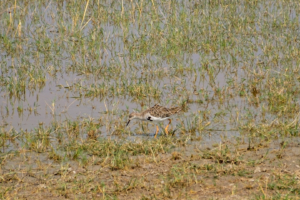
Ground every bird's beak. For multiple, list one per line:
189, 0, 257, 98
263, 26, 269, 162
126, 120, 131, 126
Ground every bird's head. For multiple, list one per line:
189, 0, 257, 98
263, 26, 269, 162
126, 112, 138, 126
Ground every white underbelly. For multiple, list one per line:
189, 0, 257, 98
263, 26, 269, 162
150, 116, 170, 122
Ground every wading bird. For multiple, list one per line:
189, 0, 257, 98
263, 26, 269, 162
126, 104, 181, 138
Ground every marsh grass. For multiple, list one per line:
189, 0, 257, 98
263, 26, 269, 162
1, 0, 300, 199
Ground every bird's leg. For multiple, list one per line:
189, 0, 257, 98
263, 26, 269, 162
154, 125, 159, 138
165, 119, 171, 135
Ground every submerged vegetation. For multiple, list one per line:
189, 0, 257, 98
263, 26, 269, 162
0, 0, 300, 199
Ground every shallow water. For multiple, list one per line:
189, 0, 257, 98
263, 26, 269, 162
0, 0, 299, 141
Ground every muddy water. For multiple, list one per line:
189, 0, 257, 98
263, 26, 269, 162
0, 54, 249, 134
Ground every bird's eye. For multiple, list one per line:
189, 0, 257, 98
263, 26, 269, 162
147, 116, 151, 120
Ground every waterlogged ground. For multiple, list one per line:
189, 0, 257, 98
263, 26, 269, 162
1, 0, 300, 199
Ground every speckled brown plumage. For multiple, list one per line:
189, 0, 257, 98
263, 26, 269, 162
142, 104, 181, 118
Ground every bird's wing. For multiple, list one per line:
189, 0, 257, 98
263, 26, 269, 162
146, 104, 180, 118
